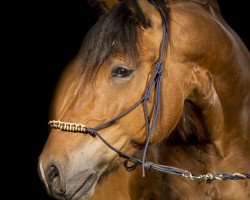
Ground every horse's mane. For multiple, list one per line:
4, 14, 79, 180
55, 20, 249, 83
78, 0, 170, 80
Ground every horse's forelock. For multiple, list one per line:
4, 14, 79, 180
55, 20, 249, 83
77, 0, 170, 81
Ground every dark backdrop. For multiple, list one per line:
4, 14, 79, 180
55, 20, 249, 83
19, 0, 249, 199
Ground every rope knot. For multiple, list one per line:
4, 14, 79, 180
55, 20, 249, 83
86, 128, 97, 137
144, 88, 151, 100
155, 61, 163, 74
144, 161, 154, 169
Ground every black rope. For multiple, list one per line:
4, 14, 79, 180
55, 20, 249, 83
83, 128, 250, 182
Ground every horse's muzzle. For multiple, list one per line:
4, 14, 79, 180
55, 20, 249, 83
38, 159, 97, 200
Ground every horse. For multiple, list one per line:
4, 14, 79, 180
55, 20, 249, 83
38, 0, 250, 199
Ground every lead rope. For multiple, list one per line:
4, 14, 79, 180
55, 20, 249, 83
47, 0, 250, 182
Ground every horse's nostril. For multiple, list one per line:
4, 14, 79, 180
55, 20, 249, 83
48, 166, 59, 181
38, 160, 67, 197
44, 164, 65, 197
45, 165, 61, 189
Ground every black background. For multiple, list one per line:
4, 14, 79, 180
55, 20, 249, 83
13, 0, 249, 199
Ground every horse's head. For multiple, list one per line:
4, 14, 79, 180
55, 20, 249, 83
38, 0, 188, 199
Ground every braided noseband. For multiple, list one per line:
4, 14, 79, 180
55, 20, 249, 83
48, 0, 250, 182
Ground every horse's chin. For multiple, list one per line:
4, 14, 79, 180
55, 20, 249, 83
69, 173, 98, 200
69, 163, 118, 200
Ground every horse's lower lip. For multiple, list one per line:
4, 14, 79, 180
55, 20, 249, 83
70, 173, 96, 200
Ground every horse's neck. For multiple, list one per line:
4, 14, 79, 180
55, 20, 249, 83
152, 0, 250, 169
158, 70, 250, 169
170, 0, 250, 153
175, 66, 250, 157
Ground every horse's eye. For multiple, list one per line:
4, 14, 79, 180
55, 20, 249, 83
111, 67, 133, 78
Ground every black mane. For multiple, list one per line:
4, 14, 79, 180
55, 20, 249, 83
78, 0, 170, 79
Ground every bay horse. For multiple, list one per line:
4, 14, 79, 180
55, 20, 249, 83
38, 0, 250, 199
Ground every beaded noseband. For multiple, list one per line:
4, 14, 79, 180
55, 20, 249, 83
48, 0, 250, 182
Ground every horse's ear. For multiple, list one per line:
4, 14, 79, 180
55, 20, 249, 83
130, 0, 163, 29
87, 0, 120, 15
